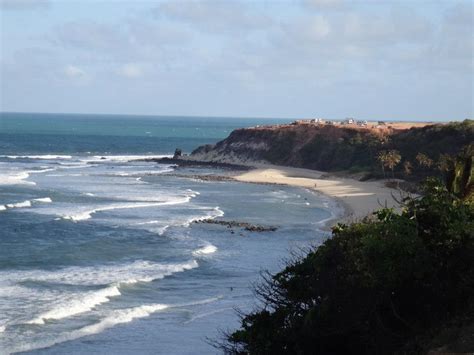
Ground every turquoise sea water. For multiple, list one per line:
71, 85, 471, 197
0, 113, 334, 354
0, 112, 286, 155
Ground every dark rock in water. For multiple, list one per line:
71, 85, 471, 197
194, 219, 277, 232
173, 148, 182, 159
183, 174, 235, 182
100, 157, 106, 160
145, 157, 251, 171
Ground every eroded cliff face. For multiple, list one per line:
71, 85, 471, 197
190, 124, 388, 170
190, 120, 474, 174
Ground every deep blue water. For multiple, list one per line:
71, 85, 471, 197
0, 113, 334, 354
0, 112, 288, 155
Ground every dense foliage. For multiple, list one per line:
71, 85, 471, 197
298, 120, 474, 178
224, 180, 474, 354
442, 144, 474, 202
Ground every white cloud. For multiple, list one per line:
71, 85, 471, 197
117, 63, 143, 78
1, 0, 472, 119
63, 65, 85, 78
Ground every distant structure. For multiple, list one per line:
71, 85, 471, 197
292, 118, 326, 125
292, 119, 308, 125
356, 120, 368, 127
343, 118, 355, 125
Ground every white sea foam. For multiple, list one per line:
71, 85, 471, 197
156, 225, 170, 235
10, 304, 169, 354
134, 221, 170, 235
0, 197, 52, 212
62, 197, 192, 222
135, 220, 160, 225
56, 163, 90, 170
28, 168, 56, 174
33, 197, 52, 203
1, 155, 72, 160
184, 206, 224, 226
5, 200, 31, 209
6, 293, 221, 354
79, 155, 172, 163
184, 307, 233, 324
2, 260, 198, 333
192, 244, 218, 256
27, 285, 121, 325
186, 189, 200, 197
173, 296, 222, 308
78, 303, 168, 332
0, 260, 199, 288
0, 171, 35, 186
104, 168, 175, 178
0, 166, 59, 186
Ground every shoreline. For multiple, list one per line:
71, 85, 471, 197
232, 163, 400, 226
161, 157, 401, 227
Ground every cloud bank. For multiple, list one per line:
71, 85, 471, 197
1, 0, 472, 120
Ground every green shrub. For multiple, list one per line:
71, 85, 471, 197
224, 179, 474, 354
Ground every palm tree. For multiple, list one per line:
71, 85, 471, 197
377, 151, 388, 178
385, 150, 402, 179
377, 150, 401, 179
416, 153, 433, 169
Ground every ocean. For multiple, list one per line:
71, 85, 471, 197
0, 113, 333, 354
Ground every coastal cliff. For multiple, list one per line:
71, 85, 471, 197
191, 120, 473, 178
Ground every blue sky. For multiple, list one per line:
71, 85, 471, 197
1, 0, 472, 121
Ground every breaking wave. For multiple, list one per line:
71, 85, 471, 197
193, 244, 218, 256
27, 285, 121, 325
0, 197, 52, 212
61, 197, 193, 222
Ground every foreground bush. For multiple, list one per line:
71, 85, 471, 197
224, 179, 474, 354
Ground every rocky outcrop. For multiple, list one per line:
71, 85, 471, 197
194, 219, 278, 232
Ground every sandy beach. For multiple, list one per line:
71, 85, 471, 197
232, 164, 401, 224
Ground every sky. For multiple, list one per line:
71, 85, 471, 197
0, 0, 473, 121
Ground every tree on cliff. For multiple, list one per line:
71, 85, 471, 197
377, 151, 388, 178
386, 150, 401, 178
416, 152, 434, 169
378, 150, 401, 179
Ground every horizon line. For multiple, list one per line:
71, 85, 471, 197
1, 110, 468, 123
